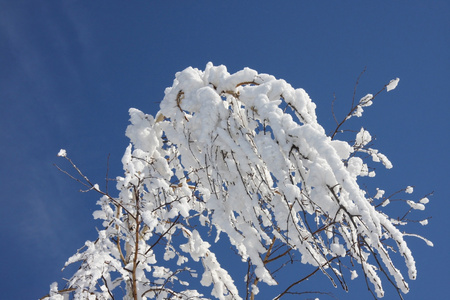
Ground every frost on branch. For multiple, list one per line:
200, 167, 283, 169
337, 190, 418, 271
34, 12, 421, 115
46, 63, 430, 300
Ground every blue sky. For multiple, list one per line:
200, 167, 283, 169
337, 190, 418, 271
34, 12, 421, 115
0, 1, 448, 299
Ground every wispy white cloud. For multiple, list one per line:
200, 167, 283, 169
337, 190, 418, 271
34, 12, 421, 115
0, 4, 51, 94
0, 2, 96, 98
0, 2, 100, 260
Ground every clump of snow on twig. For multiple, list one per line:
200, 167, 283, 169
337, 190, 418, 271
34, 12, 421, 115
57, 149, 67, 157
405, 186, 414, 194
386, 78, 400, 92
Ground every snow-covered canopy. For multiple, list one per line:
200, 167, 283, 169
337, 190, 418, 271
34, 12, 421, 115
49, 63, 429, 300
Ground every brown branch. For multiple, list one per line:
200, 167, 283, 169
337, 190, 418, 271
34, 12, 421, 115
329, 70, 393, 140
245, 260, 252, 300
102, 275, 115, 300
115, 206, 126, 264
352, 67, 367, 108
251, 236, 277, 300
144, 215, 180, 256
265, 248, 292, 264
175, 90, 189, 121
131, 186, 140, 300
39, 288, 76, 300
236, 81, 259, 87
53, 163, 90, 189
331, 92, 339, 126
273, 256, 339, 300
105, 153, 110, 194
55, 155, 137, 219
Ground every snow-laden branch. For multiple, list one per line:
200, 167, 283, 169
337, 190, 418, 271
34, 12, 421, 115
45, 63, 430, 300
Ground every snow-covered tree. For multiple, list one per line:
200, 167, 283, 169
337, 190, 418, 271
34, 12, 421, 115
43, 63, 431, 300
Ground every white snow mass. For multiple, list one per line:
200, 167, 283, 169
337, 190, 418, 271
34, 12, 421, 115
386, 78, 400, 92
57, 149, 67, 157
50, 64, 430, 300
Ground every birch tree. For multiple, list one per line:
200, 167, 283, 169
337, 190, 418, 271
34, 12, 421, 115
43, 63, 431, 300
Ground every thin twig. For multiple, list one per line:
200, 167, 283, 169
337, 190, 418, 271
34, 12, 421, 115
352, 67, 367, 108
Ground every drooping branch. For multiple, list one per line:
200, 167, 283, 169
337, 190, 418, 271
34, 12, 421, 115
46, 63, 430, 300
